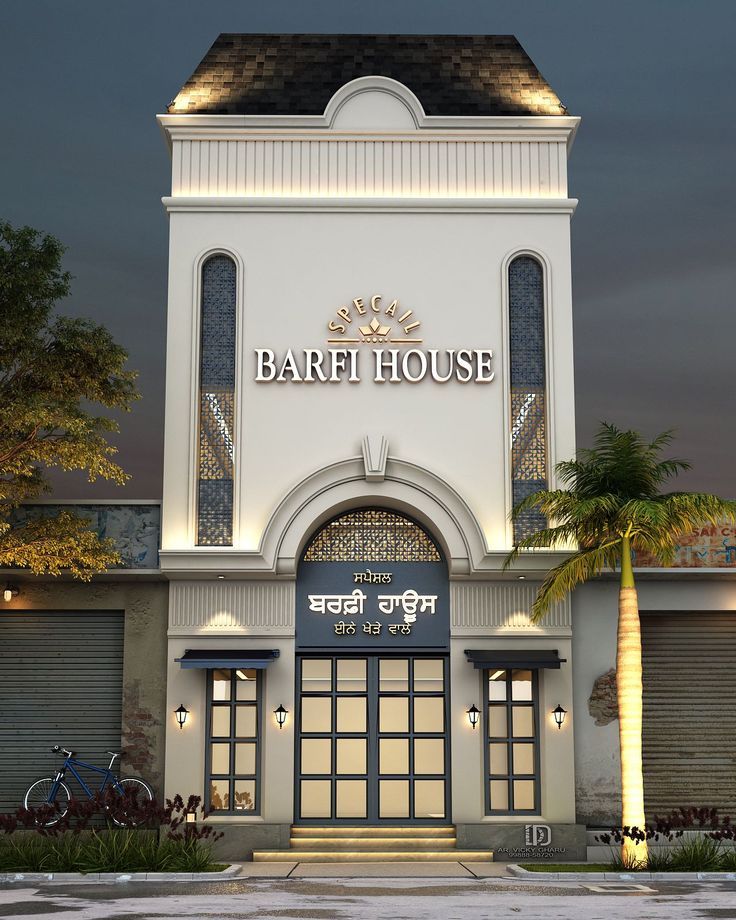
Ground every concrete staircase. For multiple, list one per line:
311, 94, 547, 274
253, 825, 493, 862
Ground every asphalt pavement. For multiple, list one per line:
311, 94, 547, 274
1, 876, 736, 919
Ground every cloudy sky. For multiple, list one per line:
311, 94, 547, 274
2, 1, 735, 498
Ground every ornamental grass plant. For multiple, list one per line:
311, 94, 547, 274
599, 806, 736, 873
0, 792, 224, 874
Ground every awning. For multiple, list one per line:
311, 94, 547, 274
175, 649, 280, 670
464, 649, 566, 670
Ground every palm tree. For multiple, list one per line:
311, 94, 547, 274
505, 422, 736, 864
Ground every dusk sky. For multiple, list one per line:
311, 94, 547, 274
3, 1, 735, 499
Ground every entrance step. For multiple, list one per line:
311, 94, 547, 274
290, 825, 455, 839
252, 825, 493, 863
290, 836, 457, 849
253, 849, 493, 862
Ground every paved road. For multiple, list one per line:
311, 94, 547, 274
2, 877, 736, 920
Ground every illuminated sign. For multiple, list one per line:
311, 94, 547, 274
296, 561, 449, 650
254, 294, 494, 384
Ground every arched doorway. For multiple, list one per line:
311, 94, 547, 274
294, 508, 450, 824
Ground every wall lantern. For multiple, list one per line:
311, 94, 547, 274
274, 704, 288, 729
466, 704, 480, 730
552, 704, 567, 730
3, 583, 19, 603
174, 704, 190, 730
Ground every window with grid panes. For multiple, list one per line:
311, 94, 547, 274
207, 668, 261, 813
486, 668, 540, 814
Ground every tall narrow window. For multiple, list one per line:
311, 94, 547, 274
486, 668, 539, 814
206, 668, 261, 813
509, 256, 547, 543
197, 255, 236, 545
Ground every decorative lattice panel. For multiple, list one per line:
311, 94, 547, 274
199, 391, 234, 481
509, 257, 547, 543
197, 255, 236, 546
200, 256, 236, 388
303, 509, 441, 562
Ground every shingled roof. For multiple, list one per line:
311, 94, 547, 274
168, 34, 566, 117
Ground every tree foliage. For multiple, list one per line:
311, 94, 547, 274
0, 220, 139, 578
505, 422, 736, 620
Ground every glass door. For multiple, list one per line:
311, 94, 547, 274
296, 656, 449, 823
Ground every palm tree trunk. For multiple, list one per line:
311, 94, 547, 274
617, 535, 647, 865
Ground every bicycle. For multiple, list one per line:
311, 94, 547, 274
23, 746, 154, 827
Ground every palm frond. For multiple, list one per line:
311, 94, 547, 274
530, 541, 621, 622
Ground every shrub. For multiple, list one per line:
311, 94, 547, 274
597, 806, 736, 873
0, 792, 224, 873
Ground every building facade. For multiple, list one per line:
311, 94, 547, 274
2, 33, 735, 863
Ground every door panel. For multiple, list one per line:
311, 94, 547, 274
296, 655, 449, 823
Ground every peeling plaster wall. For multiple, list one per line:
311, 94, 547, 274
5, 579, 168, 795
571, 582, 621, 826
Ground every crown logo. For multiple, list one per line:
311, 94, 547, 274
327, 295, 423, 345
359, 316, 392, 342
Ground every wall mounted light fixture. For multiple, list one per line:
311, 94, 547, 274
3, 583, 19, 603
466, 704, 480, 730
174, 704, 190, 729
274, 704, 288, 729
552, 704, 567, 730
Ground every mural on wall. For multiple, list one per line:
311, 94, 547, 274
634, 524, 736, 568
11, 505, 160, 569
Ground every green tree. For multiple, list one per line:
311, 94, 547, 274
0, 220, 139, 578
505, 422, 736, 864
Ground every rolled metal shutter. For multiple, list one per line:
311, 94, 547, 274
642, 611, 736, 817
0, 611, 124, 812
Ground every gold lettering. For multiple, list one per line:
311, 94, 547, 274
353, 298, 366, 315
384, 299, 397, 317
328, 320, 346, 335
337, 307, 351, 323
371, 294, 382, 313
404, 321, 421, 334
398, 310, 412, 323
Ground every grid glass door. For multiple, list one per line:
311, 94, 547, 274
296, 656, 449, 823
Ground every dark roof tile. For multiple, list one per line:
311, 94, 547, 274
168, 33, 565, 117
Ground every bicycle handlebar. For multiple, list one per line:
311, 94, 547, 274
51, 745, 74, 757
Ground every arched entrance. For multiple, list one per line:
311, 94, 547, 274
295, 508, 450, 824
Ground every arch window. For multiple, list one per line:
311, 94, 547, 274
197, 254, 236, 546
303, 509, 441, 563
508, 256, 547, 543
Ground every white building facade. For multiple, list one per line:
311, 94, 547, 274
151, 34, 736, 861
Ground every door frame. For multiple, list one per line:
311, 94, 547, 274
294, 652, 452, 825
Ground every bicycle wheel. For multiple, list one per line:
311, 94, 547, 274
108, 776, 154, 827
23, 777, 71, 826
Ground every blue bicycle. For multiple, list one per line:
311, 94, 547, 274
23, 746, 153, 827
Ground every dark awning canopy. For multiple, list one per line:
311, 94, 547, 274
464, 649, 566, 670
175, 649, 280, 670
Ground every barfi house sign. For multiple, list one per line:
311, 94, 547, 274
255, 295, 495, 384
296, 557, 450, 650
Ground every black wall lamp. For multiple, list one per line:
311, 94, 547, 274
466, 704, 480, 730
552, 704, 567, 730
174, 704, 190, 729
274, 704, 288, 729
